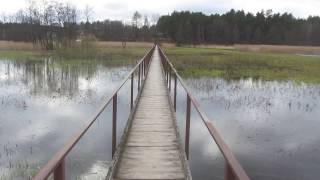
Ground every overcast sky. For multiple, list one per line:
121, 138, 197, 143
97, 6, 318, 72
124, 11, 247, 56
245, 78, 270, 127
1, 0, 320, 22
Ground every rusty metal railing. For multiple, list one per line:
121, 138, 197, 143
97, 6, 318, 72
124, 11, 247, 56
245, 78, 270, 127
33, 46, 155, 180
158, 46, 250, 180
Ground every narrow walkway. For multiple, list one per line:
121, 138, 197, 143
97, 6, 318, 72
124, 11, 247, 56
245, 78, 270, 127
113, 47, 187, 179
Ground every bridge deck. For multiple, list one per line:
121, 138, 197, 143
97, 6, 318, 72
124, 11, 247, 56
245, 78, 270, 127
112, 47, 188, 179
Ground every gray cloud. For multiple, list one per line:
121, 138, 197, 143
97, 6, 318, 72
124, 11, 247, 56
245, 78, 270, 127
0, 0, 319, 21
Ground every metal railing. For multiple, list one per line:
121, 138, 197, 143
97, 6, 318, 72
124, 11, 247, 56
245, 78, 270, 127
158, 46, 250, 180
33, 46, 155, 180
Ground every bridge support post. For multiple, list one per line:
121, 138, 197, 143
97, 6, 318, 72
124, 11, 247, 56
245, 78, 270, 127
54, 160, 65, 180
144, 58, 147, 76
174, 74, 177, 111
138, 64, 141, 91
142, 60, 145, 79
166, 62, 169, 84
164, 61, 167, 82
185, 95, 191, 159
225, 163, 236, 180
130, 74, 134, 110
169, 69, 171, 91
112, 93, 117, 157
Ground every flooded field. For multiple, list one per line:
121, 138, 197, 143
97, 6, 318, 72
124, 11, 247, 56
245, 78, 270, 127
0, 58, 133, 179
0, 58, 319, 179
178, 78, 320, 180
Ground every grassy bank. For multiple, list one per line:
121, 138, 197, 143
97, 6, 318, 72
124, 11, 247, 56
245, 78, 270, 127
1, 41, 320, 83
165, 47, 320, 83
0, 41, 152, 66
0, 50, 50, 60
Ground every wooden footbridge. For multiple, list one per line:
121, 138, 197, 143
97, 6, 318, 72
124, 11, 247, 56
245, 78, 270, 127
34, 45, 250, 180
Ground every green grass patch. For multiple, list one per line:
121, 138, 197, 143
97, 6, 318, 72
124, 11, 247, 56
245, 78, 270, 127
0, 50, 50, 61
54, 47, 148, 66
165, 47, 320, 84
0, 45, 150, 67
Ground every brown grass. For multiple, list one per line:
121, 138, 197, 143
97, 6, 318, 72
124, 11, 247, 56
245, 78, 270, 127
1, 40, 320, 56
94, 41, 178, 49
0, 41, 38, 50
176, 44, 235, 49
166, 43, 320, 55
0, 41, 156, 50
234, 44, 320, 55
94, 41, 154, 48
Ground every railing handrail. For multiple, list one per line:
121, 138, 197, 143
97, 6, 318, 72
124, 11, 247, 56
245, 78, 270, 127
158, 46, 250, 180
33, 46, 155, 180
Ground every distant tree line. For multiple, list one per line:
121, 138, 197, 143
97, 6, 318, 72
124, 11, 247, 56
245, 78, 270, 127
0, 1, 78, 50
1, 2, 320, 48
0, 1, 156, 50
156, 10, 320, 45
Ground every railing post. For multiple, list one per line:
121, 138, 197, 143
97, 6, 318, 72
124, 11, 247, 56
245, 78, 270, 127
144, 58, 147, 76
145, 58, 147, 75
169, 69, 171, 91
130, 73, 134, 110
185, 94, 191, 159
146, 57, 149, 73
142, 60, 145, 78
138, 64, 141, 91
174, 74, 177, 111
144, 59, 146, 77
166, 62, 169, 84
112, 93, 117, 157
163, 58, 166, 78
165, 63, 167, 83
225, 163, 236, 180
54, 160, 65, 180
141, 61, 143, 80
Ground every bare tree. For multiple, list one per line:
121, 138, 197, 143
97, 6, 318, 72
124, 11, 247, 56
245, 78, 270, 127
23, 0, 79, 49
61, 3, 79, 47
1, 12, 7, 23
132, 11, 141, 41
15, 10, 27, 23
141, 15, 150, 41
121, 20, 127, 48
0, 1, 157, 46
143, 15, 149, 27
151, 14, 160, 25
132, 11, 141, 27
83, 5, 94, 23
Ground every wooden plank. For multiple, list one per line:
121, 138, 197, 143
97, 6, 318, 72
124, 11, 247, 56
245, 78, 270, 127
116, 147, 184, 180
113, 47, 187, 180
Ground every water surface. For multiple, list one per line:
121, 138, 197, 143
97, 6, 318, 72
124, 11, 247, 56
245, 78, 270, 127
176, 77, 320, 180
0, 58, 133, 179
1, 58, 319, 179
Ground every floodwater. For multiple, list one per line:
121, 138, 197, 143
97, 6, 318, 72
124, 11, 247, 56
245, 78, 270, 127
0, 58, 319, 180
0, 58, 134, 179
176, 78, 320, 180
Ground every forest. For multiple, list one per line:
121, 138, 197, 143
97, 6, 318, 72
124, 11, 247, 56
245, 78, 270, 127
1, 0, 320, 49
0, 1, 155, 50
157, 10, 320, 45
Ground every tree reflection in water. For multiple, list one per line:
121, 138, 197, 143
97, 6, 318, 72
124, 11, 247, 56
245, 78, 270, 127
0, 58, 132, 179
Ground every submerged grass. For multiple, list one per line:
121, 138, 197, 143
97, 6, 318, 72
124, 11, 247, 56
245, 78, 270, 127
1, 41, 319, 83
165, 47, 320, 84
0, 50, 49, 61
0, 43, 151, 66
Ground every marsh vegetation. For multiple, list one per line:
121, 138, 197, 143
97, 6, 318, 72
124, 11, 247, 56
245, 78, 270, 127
0, 41, 319, 180
165, 46, 320, 83
0, 0, 320, 179
0, 41, 152, 65
1, 53, 319, 179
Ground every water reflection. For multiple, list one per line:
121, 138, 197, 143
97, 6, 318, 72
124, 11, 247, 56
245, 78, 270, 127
1, 58, 320, 179
178, 77, 320, 180
0, 58, 132, 179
